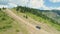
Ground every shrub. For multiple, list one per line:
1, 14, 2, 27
16, 30, 20, 32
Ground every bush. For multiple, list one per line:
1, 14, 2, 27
2, 17, 6, 20
26, 15, 28, 19
16, 30, 20, 32
0, 8, 1, 11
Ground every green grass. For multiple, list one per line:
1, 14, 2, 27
0, 11, 13, 31
11, 8, 60, 31
25, 12, 60, 31
0, 10, 29, 34
11, 21, 29, 34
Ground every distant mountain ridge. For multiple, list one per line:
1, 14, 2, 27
41, 10, 60, 24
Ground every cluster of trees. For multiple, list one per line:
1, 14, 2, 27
16, 6, 60, 25
0, 8, 1, 11
0, 8, 2, 11
0, 7, 6, 11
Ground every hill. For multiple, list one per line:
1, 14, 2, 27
0, 6, 60, 34
0, 8, 29, 34
13, 6, 60, 31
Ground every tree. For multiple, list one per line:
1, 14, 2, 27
26, 15, 28, 19
3, 7, 6, 10
0, 8, 1, 11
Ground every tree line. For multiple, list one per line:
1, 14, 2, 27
16, 6, 60, 25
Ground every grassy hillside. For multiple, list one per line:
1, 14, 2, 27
0, 10, 13, 31
42, 11, 60, 24
12, 6, 60, 31
0, 9, 29, 34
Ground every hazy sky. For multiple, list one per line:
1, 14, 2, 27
0, 0, 60, 10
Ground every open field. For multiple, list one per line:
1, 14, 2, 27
4, 9, 53, 34
0, 7, 60, 34
0, 9, 29, 34
11, 8, 60, 31
11, 8, 60, 34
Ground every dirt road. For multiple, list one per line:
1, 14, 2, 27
4, 9, 57, 34
14, 11, 60, 34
